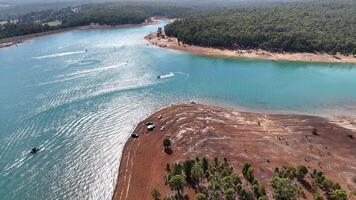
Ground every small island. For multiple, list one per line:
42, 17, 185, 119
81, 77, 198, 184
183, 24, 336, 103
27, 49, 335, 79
113, 103, 356, 200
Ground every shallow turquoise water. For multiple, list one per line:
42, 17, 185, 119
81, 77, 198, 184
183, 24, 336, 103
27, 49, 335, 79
0, 21, 356, 199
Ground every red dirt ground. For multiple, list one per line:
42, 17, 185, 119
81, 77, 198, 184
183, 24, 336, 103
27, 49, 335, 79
113, 104, 356, 200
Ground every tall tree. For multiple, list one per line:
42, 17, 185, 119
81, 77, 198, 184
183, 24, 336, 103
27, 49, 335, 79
191, 162, 204, 188
169, 175, 186, 196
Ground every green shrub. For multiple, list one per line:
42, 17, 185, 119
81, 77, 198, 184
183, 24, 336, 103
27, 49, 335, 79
253, 183, 266, 199
277, 166, 297, 180
242, 163, 255, 183
239, 188, 254, 200
242, 163, 252, 177
330, 189, 347, 200
314, 192, 324, 200
202, 157, 209, 175
225, 188, 236, 200
271, 176, 298, 200
296, 166, 308, 182
172, 163, 183, 176
151, 187, 161, 200
191, 162, 204, 186
169, 175, 186, 196
163, 138, 171, 148
182, 159, 194, 182
194, 193, 206, 200
163, 196, 173, 200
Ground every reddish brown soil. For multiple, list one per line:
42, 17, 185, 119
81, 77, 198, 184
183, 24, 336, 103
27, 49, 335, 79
113, 104, 356, 200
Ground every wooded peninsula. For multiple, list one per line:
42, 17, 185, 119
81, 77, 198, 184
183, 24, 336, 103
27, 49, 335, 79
164, 0, 356, 55
2, 0, 356, 56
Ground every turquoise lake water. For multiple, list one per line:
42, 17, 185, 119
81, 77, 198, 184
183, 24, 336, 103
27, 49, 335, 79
0, 21, 356, 199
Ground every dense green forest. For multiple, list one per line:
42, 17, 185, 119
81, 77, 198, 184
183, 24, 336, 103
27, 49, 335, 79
0, 3, 193, 40
62, 3, 193, 27
0, 0, 308, 21
165, 0, 356, 55
0, 2, 80, 20
0, 0, 311, 40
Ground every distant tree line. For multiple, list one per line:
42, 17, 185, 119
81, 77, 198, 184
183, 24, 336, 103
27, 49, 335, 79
61, 3, 194, 27
164, 0, 356, 55
0, 23, 54, 39
0, 2, 194, 40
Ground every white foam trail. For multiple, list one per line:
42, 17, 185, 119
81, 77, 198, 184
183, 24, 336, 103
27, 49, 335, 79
63, 63, 127, 77
174, 71, 190, 77
158, 72, 175, 79
2, 153, 30, 176
39, 63, 127, 85
38, 74, 89, 85
32, 51, 86, 59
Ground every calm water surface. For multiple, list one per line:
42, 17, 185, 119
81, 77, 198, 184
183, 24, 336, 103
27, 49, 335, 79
0, 21, 356, 199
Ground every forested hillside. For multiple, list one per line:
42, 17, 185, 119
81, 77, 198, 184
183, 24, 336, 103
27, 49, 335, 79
0, 0, 312, 41
165, 0, 356, 55
0, 3, 193, 40
62, 3, 192, 27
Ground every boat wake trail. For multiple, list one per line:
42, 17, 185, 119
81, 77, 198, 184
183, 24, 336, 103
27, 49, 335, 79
174, 71, 189, 77
158, 72, 189, 80
62, 63, 127, 77
158, 72, 175, 79
32, 51, 87, 59
39, 63, 127, 85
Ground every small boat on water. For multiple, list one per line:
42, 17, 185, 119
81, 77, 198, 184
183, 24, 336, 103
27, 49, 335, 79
30, 147, 40, 154
157, 72, 174, 79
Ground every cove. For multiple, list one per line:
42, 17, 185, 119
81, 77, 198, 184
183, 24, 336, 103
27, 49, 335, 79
0, 20, 356, 200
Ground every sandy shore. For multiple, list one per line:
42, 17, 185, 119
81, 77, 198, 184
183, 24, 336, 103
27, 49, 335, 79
145, 33, 356, 64
113, 103, 356, 200
0, 17, 159, 49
